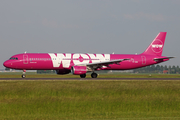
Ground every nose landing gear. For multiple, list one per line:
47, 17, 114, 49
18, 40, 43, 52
22, 69, 26, 78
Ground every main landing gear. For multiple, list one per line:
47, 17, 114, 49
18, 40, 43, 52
22, 69, 26, 78
80, 72, 98, 78
80, 74, 86, 78
91, 72, 98, 78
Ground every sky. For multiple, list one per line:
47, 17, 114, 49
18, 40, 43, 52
0, 0, 180, 69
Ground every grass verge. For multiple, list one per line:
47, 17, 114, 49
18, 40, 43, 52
0, 80, 180, 119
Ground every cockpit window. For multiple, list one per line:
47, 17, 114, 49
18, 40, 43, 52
9, 57, 18, 60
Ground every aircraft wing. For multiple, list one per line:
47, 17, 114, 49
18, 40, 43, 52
76, 58, 130, 70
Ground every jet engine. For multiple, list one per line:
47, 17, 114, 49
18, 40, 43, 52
56, 69, 71, 75
71, 66, 87, 75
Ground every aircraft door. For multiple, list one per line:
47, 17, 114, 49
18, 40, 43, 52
141, 56, 146, 65
23, 54, 28, 64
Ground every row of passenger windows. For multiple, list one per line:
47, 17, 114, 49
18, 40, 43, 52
29, 58, 110, 60
10, 57, 110, 61
10, 57, 112, 61
30, 58, 52, 60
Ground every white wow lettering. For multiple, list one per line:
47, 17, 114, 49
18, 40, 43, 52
152, 44, 163, 48
151, 39, 163, 53
73, 54, 89, 65
48, 53, 110, 68
49, 53, 71, 68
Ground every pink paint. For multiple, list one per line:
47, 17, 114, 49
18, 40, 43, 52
142, 32, 166, 56
3, 32, 173, 78
71, 66, 87, 75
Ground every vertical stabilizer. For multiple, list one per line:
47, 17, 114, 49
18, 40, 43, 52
141, 32, 167, 56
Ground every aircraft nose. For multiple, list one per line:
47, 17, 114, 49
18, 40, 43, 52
3, 60, 12, 68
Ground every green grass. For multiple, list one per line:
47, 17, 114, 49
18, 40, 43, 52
0, 80, 180, 119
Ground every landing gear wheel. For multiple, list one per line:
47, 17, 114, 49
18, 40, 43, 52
22, 74, 26, 78
80, 74, 86, 78
22, 69, 26, 78
91, 73, 98, 78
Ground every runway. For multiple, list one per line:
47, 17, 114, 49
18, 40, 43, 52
0, 78, 180, 80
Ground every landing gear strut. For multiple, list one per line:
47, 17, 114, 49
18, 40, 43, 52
22, 69, 26, 78
80, 74, 86, 78
91, 72, 98, 78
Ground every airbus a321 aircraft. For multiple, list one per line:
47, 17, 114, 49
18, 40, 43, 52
3, 32, 173, 78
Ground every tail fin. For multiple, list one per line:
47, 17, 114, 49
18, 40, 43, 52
141, 32, 167, 56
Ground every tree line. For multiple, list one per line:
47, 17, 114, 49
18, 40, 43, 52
133, 65, 180, 74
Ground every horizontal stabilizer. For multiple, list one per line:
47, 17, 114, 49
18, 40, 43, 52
154, 57, 174, 61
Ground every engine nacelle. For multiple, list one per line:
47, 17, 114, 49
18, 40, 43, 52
56, 69, 71, 75
71, 66, 87, 75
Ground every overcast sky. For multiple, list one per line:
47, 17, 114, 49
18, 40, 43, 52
1, 0, 180, 69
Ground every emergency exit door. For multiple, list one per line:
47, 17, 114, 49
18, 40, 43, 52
23, 54, 28, 64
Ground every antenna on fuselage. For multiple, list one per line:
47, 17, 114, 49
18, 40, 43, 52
24, 51, 27, 54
